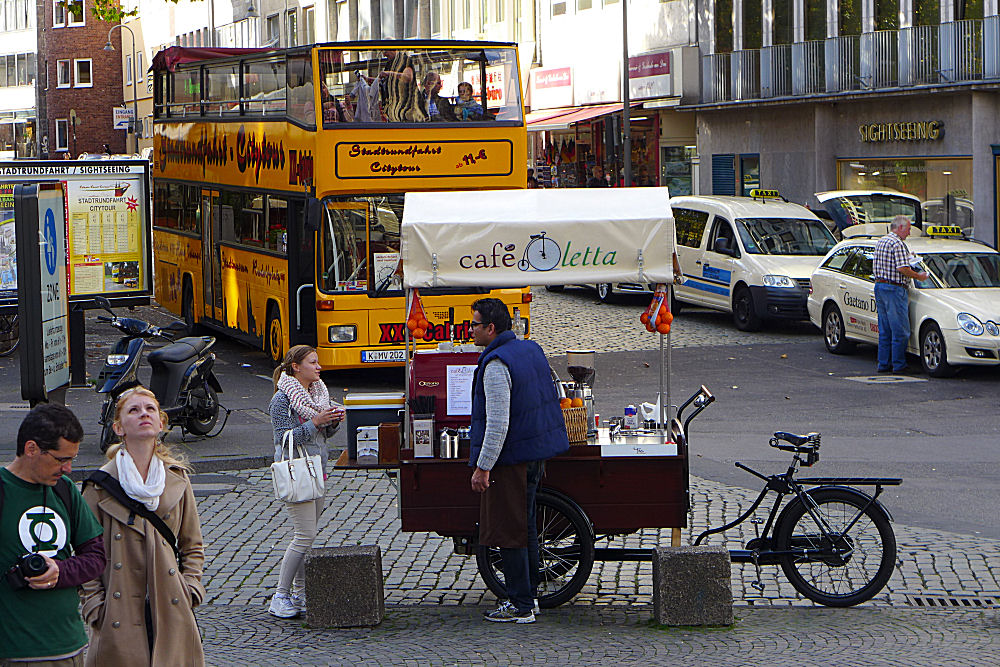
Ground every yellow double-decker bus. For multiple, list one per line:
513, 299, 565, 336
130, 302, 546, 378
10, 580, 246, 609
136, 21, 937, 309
150, 41, 530, 367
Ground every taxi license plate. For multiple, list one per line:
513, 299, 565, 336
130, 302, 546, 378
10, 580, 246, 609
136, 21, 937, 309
361, 350, 406, 363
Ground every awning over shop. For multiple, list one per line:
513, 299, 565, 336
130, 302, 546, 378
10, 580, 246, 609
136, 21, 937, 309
527, 102, 639, 132
524, 107, 577, 127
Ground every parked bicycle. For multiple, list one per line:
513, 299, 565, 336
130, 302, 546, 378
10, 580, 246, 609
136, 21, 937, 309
691, 389, 901, 606
0, 311, 18, 357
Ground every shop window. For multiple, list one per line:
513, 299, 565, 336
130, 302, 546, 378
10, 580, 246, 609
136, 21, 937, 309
66, 0, 84, 26
875, 0, 898, 29
805, 0, 826, 41
74, 59, 92, 87
55, 118, 68, 150
773, 0, 793, 44
57, 59, 71, 87
740, 154, 760, 196
661, 145, 695, 196
552, 0, 566, 17
839, 0, 861, 36
712, 154, 736, 195
742, 0, 762, 50
673, 208, 710, 248
715, 0, 733, 53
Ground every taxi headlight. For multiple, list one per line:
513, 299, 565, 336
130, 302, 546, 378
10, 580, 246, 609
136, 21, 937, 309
762, 274, 796, 288
957, 312, 984, 336
328, 325, 357, 343
985, 321, 1000, 337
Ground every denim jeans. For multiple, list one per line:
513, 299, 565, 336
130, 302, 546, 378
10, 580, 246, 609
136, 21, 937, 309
874, 282, 910, 371
499, 460, 542, 613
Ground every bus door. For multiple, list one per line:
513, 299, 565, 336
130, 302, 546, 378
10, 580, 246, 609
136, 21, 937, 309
318, 202, 370, 345
288, 198, 317, 348
200, 189, 223, 320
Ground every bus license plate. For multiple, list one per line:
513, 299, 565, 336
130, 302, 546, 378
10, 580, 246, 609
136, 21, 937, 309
361, 350, 406, 363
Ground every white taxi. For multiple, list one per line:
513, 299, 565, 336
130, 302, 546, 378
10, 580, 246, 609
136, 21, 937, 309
671, 191, 838, 331
807, 225, 1000, 376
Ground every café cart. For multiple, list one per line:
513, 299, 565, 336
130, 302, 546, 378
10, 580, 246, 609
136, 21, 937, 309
340, 188, 685, 608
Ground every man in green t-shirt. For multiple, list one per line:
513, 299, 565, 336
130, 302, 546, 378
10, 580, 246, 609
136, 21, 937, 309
1, 404, 104, 666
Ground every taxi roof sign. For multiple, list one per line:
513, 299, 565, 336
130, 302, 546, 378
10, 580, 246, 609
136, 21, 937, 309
924, 225, 964, 237
749, 189, 782, 200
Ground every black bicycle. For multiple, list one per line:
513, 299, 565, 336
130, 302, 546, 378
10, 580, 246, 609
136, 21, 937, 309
691, 404, 901, 607
0, 311, 18, 357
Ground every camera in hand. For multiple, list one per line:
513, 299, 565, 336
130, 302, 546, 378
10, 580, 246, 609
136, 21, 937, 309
5, 553, 47, 591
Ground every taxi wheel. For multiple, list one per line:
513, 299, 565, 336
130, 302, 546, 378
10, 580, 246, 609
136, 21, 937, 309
669, 286, 683, 315
732, 287, 762, 332
920, 322, 956, 377
823, 304, 855, 354
596, 283, 617, 303
545, 285, 565, 293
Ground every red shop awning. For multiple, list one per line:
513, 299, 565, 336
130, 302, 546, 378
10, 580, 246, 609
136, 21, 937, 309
527, 102, 639, 132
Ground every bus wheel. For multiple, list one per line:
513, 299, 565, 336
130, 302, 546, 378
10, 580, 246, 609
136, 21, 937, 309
266, 305, 284, 365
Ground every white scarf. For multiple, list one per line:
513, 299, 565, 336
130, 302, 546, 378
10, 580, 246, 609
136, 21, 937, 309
116, 448, 166, 511
277, 371, 333, 422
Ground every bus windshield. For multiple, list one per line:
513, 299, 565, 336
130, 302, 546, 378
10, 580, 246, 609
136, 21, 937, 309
321, 195, 404, 295
318, 46, 522, 126
921, 252, 1000, 288
736, 218, 837, 255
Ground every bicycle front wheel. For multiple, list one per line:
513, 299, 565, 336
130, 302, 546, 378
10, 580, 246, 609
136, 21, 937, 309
775, 487, 896, 607
0, 313, 19, 357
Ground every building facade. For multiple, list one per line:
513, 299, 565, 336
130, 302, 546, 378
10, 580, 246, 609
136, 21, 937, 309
1, 0, 37, 157
36, 0, 126, 157
688, 0, 1000, 246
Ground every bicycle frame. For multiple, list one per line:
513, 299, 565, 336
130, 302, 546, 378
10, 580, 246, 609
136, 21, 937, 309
694, 454, 899, 566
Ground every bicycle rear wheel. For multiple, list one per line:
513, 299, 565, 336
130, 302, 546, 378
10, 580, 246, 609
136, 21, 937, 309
0, 313, 19, 357
775, 487, 896, 607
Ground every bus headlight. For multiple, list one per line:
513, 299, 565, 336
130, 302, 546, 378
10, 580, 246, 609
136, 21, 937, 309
957, 312, 984, 336
762, 274, 796, 288
328, 325, 357, 343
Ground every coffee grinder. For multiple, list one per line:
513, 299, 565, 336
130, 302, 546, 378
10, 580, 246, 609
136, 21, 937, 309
566, 349, 596, 433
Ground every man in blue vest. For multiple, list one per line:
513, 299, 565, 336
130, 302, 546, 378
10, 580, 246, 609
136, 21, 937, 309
468, 298, 569, 623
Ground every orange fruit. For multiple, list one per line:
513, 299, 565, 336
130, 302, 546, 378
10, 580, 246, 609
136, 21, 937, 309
657, 322, 670, 334
412, 327, 425, 339
407, 318, 418, 331
570, 397, 584, 408
559, 398, 572, 409
640, 312, 649, 324
655, 314, 662, 325
659, 304, 668, 316
645, 322, 654, 332
664, 311, 674, 324
418, 318, 429, 329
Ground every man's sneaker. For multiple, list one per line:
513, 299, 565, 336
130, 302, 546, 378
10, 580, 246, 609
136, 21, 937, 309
268, 593, 299, 619
484, 600, 536, 624
290, 593, 307, 613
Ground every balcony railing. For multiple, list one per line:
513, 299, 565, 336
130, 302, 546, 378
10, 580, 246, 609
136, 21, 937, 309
701, 18, 1000, 103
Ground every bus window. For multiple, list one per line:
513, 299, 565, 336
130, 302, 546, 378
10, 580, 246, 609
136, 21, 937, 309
153, 182, 201, 233
286, 54, 315, 125
321, 203, 368, 292
243, 57, 286, 115
205, 63, 240, 115
267, 196, 289, 253
170, 67, 201, 116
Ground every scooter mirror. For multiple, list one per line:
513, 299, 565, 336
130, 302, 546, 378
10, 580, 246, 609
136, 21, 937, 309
94, 296, 113, 313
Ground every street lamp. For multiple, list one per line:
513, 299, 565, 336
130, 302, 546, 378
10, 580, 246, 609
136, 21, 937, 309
104, 24, 140, 155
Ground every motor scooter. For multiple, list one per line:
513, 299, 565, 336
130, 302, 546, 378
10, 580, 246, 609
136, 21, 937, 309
93, 296, 224, 451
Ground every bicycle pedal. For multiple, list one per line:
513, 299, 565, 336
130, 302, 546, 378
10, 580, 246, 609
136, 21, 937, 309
751, 580, 765, 593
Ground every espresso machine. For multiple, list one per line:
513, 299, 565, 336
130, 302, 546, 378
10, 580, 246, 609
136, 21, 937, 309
566, 350, 596, 434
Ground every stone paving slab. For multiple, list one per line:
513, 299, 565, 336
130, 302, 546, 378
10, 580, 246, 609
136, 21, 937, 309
197, 604, 1000, 666
197, 467, 1000, 610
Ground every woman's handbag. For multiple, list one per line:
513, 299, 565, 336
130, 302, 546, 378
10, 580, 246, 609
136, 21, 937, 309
271, 429, 325, 503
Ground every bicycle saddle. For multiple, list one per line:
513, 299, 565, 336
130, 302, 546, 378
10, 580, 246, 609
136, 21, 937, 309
772, 431, 821, 448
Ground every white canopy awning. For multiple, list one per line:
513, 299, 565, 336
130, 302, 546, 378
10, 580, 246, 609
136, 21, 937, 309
401, 188, 674, 289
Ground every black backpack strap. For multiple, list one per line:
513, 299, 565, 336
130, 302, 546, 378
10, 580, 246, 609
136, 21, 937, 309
85, 470, 181, 562
53, 477, 73, 513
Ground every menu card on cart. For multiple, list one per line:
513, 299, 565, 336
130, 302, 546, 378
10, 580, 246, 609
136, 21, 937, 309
446, 365, 476, 415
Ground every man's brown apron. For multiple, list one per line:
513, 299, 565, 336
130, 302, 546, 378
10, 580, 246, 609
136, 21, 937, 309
478, 462, 527, 548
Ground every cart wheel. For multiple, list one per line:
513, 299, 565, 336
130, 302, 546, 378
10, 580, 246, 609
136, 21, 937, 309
476, 490, 595, 609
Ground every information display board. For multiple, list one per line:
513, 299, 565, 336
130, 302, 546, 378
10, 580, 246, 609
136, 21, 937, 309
0, 159, 152, 307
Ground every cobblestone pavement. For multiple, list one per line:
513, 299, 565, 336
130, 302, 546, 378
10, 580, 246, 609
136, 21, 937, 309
528, 286, 820, 354
191, 468, 1000, 664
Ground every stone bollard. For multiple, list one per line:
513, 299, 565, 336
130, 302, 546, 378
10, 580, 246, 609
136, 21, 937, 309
304, 545, 385, 628
652, 545, 733, 626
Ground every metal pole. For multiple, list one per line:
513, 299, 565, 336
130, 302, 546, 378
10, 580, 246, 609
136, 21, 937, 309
621, 0, 632, 188
105, 25, 141, 155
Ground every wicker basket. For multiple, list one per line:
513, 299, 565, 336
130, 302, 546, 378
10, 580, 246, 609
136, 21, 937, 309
562, 406, 589, 443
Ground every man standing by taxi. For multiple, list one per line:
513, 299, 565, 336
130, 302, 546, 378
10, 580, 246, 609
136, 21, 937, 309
1, 404, 105, 666
873, 215, 928, 373
468, 298, 569, 624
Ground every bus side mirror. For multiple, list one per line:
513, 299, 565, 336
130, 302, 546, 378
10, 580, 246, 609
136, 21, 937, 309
305, 197, 322, 232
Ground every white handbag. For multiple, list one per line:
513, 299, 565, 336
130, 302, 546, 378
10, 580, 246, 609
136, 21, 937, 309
271, 429, 325, 503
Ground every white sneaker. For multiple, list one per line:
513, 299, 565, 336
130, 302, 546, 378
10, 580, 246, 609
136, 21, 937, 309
268, 593, 299, 619
291, 593, 306, 613
533, 599, 541, 614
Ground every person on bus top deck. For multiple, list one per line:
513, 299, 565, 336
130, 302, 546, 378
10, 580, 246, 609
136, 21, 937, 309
454, 82, 485, 121
418, 71, 456, 122
380, 50, 424, 123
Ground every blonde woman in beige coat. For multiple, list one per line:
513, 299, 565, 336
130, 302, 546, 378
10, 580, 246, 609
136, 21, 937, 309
81, 387, 207, 666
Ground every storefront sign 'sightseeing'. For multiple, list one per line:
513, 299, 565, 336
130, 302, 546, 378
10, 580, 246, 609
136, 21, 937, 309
858, 120, 943, 143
